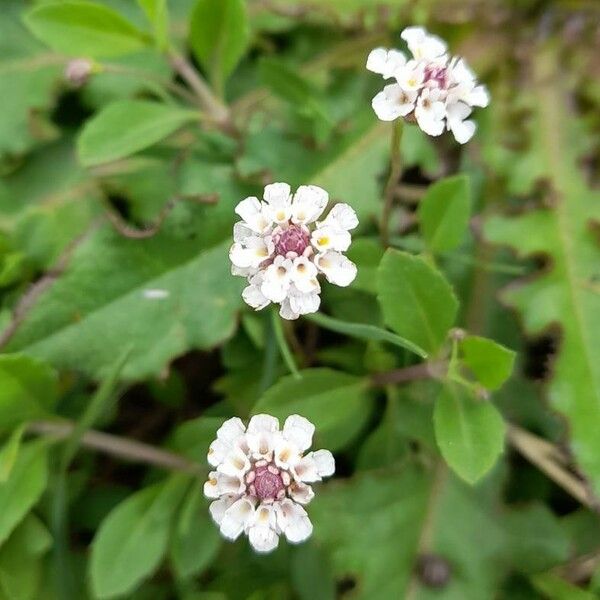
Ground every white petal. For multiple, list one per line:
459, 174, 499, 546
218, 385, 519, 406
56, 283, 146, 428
242, 283, 270, 310
395, 61, 425, 92
233, 222, 254, 244
220, 498, 255, 541
229, 238, 271, 269
372, 90, 403, 122
366, 47, 389, 75
235, 197, 271, 233
276, 500, 313, 544
415, 104, 445, 137
207, 438, 230, 467
263, 182, 291, 206
291, 455, 321, 483
247, 505, 279, 553
469, 84, 490, 108
310, 449, 335, 477
290, 257, 319, 294
209, 495, 237, 525
248, 414, 280, 434
288, 482, 315, 505
217, 417, 246, 443
321, 203, 359, 231
314, 251, 357, 287
217, 446, 251, 478
288, 288, 320, 317
283, 415, 315, 452
247, 431, 275, 459
279, 297, 299, 321
291, 185, 329, 224
261, 259, 292, 303
366, 47, 406, 79
311, 226, 351, 253
451, 118, 476, 144
401, 26, 447, 60
273, 436, 301, 471
204, 471, 245, 498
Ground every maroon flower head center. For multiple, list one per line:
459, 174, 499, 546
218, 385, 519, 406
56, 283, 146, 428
274, 225, 310, 256
253, 465, 284, 500
424, 65, 448, 89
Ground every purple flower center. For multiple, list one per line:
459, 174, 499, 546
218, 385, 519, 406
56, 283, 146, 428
424, 65, 448, 89
253, 466, 284, 500
273, 225, 310, 256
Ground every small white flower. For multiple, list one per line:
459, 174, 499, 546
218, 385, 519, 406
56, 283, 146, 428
231, 183, 358, 320
367, 26, 489, 143
204, 414, 335, 554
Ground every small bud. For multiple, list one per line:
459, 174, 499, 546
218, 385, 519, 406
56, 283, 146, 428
475, 385, 491, 401
64, 59, 93, 87
417, 554, 452, 589
449, 327, 466, 341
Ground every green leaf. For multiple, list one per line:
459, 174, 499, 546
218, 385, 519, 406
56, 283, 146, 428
460, 335, 516, 391
0, 354, 58, 431
504, 504, 570, 574
189, 0, 250, 89
90, 475, 190, 599
530, 573, 598, 600
23, 1, 149, 58
77, 100, 198, 167
0, 425, 26, 483
0, 440, 48, 546
0, 4, 61, 158
345, 238, 384, 295
377, 249, 458, 355
483, 45, 600, 494
5, 228, 243, 381
305, 312, 428, 358
0, 515, 52, 600
418, 175, 471, 253
170, 482, 221, 579
434, 384, 505, 483
137, 0, 169, 49
253, 368, 372, 451
312, 465, 506, 599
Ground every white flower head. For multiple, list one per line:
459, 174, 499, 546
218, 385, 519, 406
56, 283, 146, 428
230, 184, 358, 320
204, 414, 335, 554
366, 26, 490, 144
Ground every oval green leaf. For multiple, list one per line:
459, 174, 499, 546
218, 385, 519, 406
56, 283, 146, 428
377, 249, 458, 355
78, 100, 198, 167
418, 175, 471, 253
24, 1, 149, 58
434, 384, 505, 484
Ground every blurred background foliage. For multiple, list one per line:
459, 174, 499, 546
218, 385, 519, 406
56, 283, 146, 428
0, 0, 600, 599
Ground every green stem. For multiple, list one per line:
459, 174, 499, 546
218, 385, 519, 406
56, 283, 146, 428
381, 119, 404, 246
259, 313, 278, 393
271, 309, 301, 379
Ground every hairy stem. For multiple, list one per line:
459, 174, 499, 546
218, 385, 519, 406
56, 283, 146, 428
27, 421, 203, 475
381, 119, 404, 246
371, 360, 447, 387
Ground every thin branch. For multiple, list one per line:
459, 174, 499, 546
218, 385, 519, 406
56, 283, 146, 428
371, 361, 447, 387
507, 424, 600, 513
0, 221, 102, 350
103, 197, 178, 240
27, 420, 203, 475
394, 183, 428, 203
167, 52, 230, 125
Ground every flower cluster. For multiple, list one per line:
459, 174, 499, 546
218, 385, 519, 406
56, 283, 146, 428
367, 26, 490, 143
204, 414, 335, 553
229, 183, 358, 320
